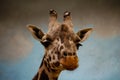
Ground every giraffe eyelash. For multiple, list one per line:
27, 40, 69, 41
76, 43, 82, 49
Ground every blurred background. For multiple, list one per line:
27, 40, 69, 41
0, 0, 120, 80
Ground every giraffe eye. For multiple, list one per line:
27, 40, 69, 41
41, 40, 51, 47
41, 35, 53, 47
76, 43, 82, 49
41, 38, 52, 47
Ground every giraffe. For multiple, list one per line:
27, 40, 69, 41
27, 9, 93, 80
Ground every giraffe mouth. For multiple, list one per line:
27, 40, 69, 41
64, 63, 78, 70
60, 56, 79, 70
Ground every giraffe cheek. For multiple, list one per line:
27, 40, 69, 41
60, 56, 79, 70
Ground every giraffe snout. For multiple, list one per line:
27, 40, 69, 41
60, 55, 79, 70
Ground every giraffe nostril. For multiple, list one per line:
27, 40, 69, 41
73, 52, 76, 55
63, 52, 67, 57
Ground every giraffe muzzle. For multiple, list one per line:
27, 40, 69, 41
60, 56, 79, 70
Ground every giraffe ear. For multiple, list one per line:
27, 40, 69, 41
76, 28, 93, 42
27, 25, 44, 40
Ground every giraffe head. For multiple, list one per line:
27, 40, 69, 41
27, 9, 93, 73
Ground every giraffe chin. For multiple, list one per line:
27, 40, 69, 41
65, 64, 78, 71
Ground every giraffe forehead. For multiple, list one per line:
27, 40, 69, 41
52, 39, 76, 53
45, 23, 78, 54
49, 23, 75, 38
49, 34, 76, 52
54, 30, 76, 44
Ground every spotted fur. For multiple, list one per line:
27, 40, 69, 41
27, 9, 93, 80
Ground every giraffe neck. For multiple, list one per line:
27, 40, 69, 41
33, 58, 61, 80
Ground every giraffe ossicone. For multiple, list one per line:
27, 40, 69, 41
27, 9, 93, 80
